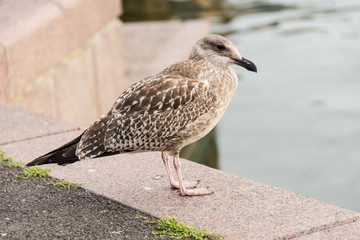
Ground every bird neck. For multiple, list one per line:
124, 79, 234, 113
204, 61, 238, 93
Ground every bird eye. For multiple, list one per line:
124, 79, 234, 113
216, 44, 225, 50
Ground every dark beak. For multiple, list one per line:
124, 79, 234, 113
232, 57, 257, 73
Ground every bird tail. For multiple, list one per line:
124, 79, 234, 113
26, 133, 84, 166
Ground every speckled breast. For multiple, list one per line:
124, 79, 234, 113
175, 67, 238, 150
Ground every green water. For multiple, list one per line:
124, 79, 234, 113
122, 0, 360, 212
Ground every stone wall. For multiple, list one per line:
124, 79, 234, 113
0, 0, 123, 126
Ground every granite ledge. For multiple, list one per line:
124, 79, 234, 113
1, 102, 359, 239
0, 102, 79, 145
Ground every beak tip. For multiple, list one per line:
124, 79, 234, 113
232, 57, 257, 73
248, 64, 257, 73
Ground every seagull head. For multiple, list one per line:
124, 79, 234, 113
189, 34, 257, 73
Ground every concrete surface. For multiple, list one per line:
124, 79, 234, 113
1, 103, 359, 239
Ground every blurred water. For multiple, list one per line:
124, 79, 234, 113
215, 0, 360, 212
122, 0, 360, 211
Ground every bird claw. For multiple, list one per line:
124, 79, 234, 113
179, 187, 214, 196
171, 180, 199, 189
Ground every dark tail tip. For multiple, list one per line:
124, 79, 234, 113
26, 133, 84, 167
26, 155, 52, 166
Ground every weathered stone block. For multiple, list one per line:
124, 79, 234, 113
0, 44, 7, 101
91, 20, 125, 114
0, 0, 121, 101
52, 47, 99, 127
17, 77, 56, 118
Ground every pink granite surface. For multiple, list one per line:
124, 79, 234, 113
1, 105, 359, 239
298, 220, 360, 239
0, 102, 78, 145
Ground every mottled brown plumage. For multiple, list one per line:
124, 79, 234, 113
27, 34, 257, 196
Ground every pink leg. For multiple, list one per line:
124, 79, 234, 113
172, 153, 213, 196
161, 152, 198, 189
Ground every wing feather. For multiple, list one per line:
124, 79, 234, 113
106, 74, 213, 152
76, 72, 214, 158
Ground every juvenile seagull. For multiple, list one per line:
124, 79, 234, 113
27, 34, 257, 196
